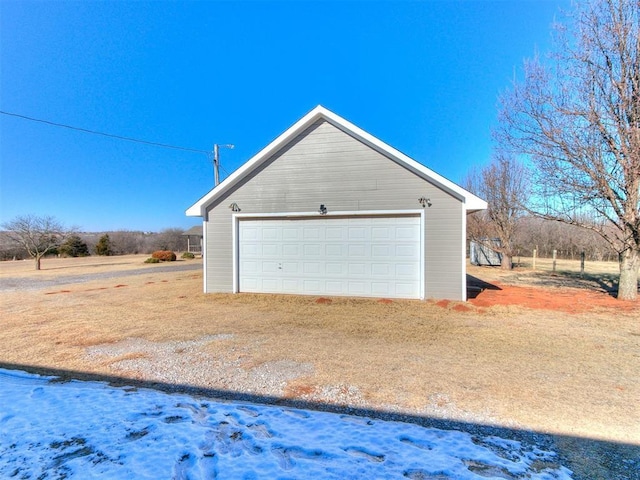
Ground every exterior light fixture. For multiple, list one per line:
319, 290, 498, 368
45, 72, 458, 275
319, 204, 327, 215
418, 197, 432, 208
229, 202, 241, 212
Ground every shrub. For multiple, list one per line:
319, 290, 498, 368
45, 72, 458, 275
144, 257, 160, 263
181, 252, 195, 259
151, 250, 176, 262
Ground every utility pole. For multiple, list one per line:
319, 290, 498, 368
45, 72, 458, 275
213, 143, 234, 186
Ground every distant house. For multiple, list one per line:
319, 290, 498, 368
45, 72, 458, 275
186, 106, 486, 300
182, 226, 203, 255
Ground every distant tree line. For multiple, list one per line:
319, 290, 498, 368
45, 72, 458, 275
512, 217, 618, 262
0, 221, 190, 263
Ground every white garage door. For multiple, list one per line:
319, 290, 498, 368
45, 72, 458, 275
238, 215, 421, 298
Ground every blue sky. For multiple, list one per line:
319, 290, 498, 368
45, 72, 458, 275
1, 0, 569, 232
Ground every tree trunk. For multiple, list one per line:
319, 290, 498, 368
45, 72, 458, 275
618, 250, 639, 301
35, 255, 41, 271
501, 254, 513, 270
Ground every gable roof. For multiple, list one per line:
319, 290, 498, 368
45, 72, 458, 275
186, 105, 487, 217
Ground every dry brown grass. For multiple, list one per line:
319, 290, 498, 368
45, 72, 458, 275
1, 256, 638, 451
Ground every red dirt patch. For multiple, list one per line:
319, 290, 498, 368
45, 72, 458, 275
435, 299, 450, 308
284, 384, 317, 398
469, 282, 638, 313
377, 298, 393, 304
114, 284, 127, 288
315, 297, 332, 304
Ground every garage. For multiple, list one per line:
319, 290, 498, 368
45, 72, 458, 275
237, 215, 422, 298
187, 106, 487, 301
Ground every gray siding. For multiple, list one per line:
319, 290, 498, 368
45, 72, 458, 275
205, 120, 465, 300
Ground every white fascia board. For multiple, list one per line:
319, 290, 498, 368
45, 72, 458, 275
185, 105, 487, 217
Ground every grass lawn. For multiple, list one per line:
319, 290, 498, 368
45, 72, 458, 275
1, 255, 638, 478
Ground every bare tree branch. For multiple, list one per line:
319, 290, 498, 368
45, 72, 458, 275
496, 0, 640, 300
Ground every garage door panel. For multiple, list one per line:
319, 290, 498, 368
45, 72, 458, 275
396, 245, 419, 257
348, 281, 367, 295
348, 244, 367, 256
348, 263, 367, 275
395, 283, 417, 296
261, 261, 280, 273
282, 262, 299, 274
282, 228, 299, 240
303, 244, 322, 256
371, 282, 391, 295
303, 280, 321, 292
396, 226, 420, 239
241, 260, 259, 274
326, 263, 344, 275
282, 244, 300, 256
371, 263, 390, 276
239, 216, 421, 299
262, 244, 279, 256
396, 263, 419, 277
262, 228, 279, 240
348, 227, 366, 240
326, 244, 344, 256
262, 278, 280, 290
371, 245, 391, 257
303, 227, 321, 240
282, 279, 299, 291
325, 281, 345, 294
241, 244, 259, 256
325, 227, 345, 240
303, 262, 321, 274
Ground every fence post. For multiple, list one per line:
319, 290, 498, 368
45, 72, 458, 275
581, 251, 585, 277
533, 248, 537, 270
552, 249, 557, 273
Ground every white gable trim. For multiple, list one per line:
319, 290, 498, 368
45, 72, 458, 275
186, 106, 487, 217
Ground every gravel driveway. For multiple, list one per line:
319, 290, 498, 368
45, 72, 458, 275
0, 262, 201, 292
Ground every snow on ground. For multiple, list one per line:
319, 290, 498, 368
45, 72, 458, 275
0, 369, 573, 479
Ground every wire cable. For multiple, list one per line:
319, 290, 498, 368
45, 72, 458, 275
0, 110, 210, 154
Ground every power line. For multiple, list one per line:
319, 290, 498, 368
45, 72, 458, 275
0, 110, 210, 154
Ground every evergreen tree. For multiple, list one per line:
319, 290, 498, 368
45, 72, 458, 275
59, 235, 90, 257
95, 234, 113, 256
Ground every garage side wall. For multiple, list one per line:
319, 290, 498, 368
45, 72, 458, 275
204, 120, 466, 300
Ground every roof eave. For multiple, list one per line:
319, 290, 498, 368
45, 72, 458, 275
185, 105, 488, 216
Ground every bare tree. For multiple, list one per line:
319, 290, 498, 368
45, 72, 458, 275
497, 0, 640, 300
152, 228, 187, 252
465, 153, 529, 269
1, 215, 74, 270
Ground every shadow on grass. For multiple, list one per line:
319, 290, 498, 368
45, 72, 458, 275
466, 274, 501, 300
2, 362, 638, 480
557, 271, 620, 297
